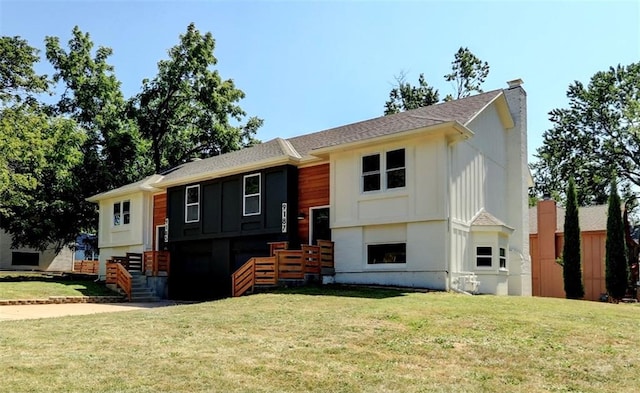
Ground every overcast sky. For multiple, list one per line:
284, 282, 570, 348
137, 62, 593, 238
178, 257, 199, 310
1, 0, 638, 162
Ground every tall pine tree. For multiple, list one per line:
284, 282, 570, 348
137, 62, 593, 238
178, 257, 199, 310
605, 176, 628, 300
562, 178, 584, 299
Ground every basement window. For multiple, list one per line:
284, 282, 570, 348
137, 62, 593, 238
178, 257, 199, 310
12, 252, 39, 266
367, 243, 406, 264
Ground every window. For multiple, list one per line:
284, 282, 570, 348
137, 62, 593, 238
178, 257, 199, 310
499, 247, 507, 269
367, 243, 406, 264
113, 200, 130, 226
476, 246, 492, 267
244, 174, 261, 216
362, 148, 405, 192
386, 149, 406, 189
362, 154, 381, 192
185, 185, 200, 223
12, 252, 39, 266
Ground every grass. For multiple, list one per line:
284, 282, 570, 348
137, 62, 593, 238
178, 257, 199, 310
0, 272, 115, 299
1, 286, 639, 393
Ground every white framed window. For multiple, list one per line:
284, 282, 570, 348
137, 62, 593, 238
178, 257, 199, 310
499, 247, 507, 269
185, 185, 200, 223
367, 243, 406, 264
243, 174, 261, 216
362, 148, 406, 192
113, 200, 130, 226
476, 246, 493, 267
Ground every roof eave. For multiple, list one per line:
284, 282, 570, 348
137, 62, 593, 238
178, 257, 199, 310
86, 175, 164, 203
464, 91, 515, 130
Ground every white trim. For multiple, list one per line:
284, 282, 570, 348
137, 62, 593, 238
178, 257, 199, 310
155, 225, 165, 251
243, 173, 261, 216
475, 244, 493, 269
308, 205, 330, 244
361, 148, 407, 194
112, 199, 131, 227
185, 185, 200, 223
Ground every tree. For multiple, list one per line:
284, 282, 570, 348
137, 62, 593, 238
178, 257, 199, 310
383, 47, 489, 115
531, 62, 640, 205
562, 178, 584, 299
384, 71, 439, 115
443, 47, 490, 101
605, 176, 628, 300
0, 104, 85, 251
129, 23, 262, 172
0, 36, 48, 103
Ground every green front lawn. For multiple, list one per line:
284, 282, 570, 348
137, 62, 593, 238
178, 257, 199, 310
1, 287, 639, 392
0, 272, 115, 299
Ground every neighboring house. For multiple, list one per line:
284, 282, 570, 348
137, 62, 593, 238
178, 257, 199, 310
88, 79, 531, 299
530, 199, 610, 301
0, 229, 74, 271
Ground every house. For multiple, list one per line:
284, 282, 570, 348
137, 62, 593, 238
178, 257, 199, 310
530, 198, 638, 301
88, 79, 531, 299
0, 229, 74, 271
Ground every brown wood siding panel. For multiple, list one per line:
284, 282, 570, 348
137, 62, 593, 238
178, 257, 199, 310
152, 193, 167, 250
530, 230, 607, 301
297, 164, 329, 246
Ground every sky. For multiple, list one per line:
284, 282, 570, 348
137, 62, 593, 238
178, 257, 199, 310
1, 0, 639, 163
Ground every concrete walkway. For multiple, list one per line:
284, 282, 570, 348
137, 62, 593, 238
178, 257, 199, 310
0, 301, 176, 321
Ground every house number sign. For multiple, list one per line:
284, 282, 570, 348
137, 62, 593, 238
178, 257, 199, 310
281, 203, 287, 233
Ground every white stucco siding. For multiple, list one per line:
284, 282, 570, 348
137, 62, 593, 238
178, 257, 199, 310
333, 221, 448, 289
331, 135, 447, 229
450, 224, 471, 273
97, 193, 149, 249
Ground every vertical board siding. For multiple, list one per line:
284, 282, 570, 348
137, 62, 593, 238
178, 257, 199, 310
530, 231, 607, 301
152, 193, 167, 250
297, 164, 330, 245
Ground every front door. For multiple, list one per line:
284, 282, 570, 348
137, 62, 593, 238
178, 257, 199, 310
310, 207, 330, 245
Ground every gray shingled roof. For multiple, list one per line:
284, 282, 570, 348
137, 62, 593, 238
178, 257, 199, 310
529, 205, 609, 234
151, 89, 504, 187
159, 138, 297, 184
472, 210, 510, 227
288, 89, 503, 156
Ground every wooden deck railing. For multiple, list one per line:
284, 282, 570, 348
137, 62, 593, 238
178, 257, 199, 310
143, 251, 170, 276
106, 260, 132, 300
318, 240, 335, 269
73, 260, 99, 274
232, 240, 335, 297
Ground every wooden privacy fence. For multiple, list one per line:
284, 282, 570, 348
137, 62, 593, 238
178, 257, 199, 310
106, 260, 132, 300
73, 260, 99, 274
232, 241, 334, 297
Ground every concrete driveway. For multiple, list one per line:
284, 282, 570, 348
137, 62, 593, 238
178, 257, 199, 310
0, 301, 176, 321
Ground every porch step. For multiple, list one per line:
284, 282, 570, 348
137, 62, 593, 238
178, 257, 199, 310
128, 272, 160, 302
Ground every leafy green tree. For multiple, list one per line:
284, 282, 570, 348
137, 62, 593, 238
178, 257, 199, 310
384, 71, 440, 115
605, 176, 628, 300
0, 104, 85, 251
562, 178, 585, 299
129, 23, 262, 172
0, 36, 48, 103
531, 62, 640, 205
384, 47, 489, 115
443, 47, 490, 101
45, 26, 150, 189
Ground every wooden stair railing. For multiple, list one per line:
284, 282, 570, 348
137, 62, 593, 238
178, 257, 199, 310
106, 260, 132, 301
232, 258, 256, 297
73, 260, 99, 274
254, 256, 277, 285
